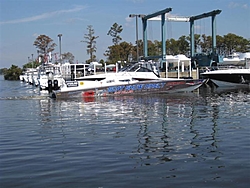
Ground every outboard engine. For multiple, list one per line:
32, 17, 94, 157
48, 80, 53, 93
47, 72, 54, 93
54, 80, 59, 90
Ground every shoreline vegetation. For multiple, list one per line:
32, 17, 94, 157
1, 31, 250, 80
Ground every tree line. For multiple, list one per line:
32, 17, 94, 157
2, 22, 250, 80
104, 29, 250, 64
27, 23, 250, 67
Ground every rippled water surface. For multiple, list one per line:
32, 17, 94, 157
0, 76, 249, 187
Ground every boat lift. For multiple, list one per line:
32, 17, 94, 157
139, 8, 172, 64
189, 10, 222, 67
139, 8, 222, 69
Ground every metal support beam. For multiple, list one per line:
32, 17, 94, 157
189, 9, 221, 21
129, 14, 145, 61
167, 17, 189, 22
211, 15, 216, 55
161, 13, 166, 65
141, 7, 172, 64
142, 18, 148, 58
149, 16, 190, 22
189, 9, 221, 58
144, 8, 172, 20
58, 34, 62, 64
190, 20, 195, 57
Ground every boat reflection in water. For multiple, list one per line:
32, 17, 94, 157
47, 92, 224, 166
32, 86, 250, 186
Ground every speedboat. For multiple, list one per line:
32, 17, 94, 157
51, 61, 205, 99
201, 68, 250, 87
222, 53, 241, 66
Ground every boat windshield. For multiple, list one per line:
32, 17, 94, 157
120, 61, 160, 75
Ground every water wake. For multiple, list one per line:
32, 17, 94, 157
0, 95, 49, 100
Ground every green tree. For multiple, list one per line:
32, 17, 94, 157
154, 40, 162, 56
194, 34, 201, 53
222, 33, 250, 55
4, 65, 22, 80
105, 23, 124, 63
104, 45, 121, 63
119, 41, 133, 62
167, 38, 179, 55
199, 34, 212, 53
104, 42, 133, 64
216, 35, 225, 55
130, 39, 144, 61
148, 40, 158, 57
186, 34, 201, 53
62, 52, 75, 64
33, 35, 56, 63
0, 68, 7, 75
99, 59, 105, 66
177, 35, 190, 55
81, 25, 99, 63
234, 36, 250, 53
107, 23, 123, 45
22, 61, 39, 69
223, 33, 239, 55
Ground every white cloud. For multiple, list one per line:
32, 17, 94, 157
127, 0, 145, 3
228, 2, 239, 8
0, 5, 86, 25
64, 17, 88, 24
125, 16, 140, 27
32, 33, 39, 38
228, 2, 249, 9
242, 4, 249, 9
126, 16, 133, 23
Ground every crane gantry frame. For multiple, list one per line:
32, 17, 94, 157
139, 8, 222, 67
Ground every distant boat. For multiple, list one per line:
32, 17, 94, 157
221, 52, 250, 66
201, 68, 250, 88
19, 68, 37, 84
38, 64, 64, 91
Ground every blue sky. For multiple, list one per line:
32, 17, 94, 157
0, 0, 249, 68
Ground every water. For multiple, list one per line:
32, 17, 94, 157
0, 75, 249, 188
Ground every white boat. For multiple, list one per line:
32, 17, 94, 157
201, 68, 250, 87
240, 52, 250, 66
23, 72, 29, 83
31, 70, 39, 87
38, 64, 64, 91
222, 52, 250, 66
28, 69, 38, 85
51, 61, 205, 99
60, 63, 89, 81
19, 68, 37, 83
19, 73, 26, 82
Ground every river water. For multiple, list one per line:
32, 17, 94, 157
0, 75, 249, 188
